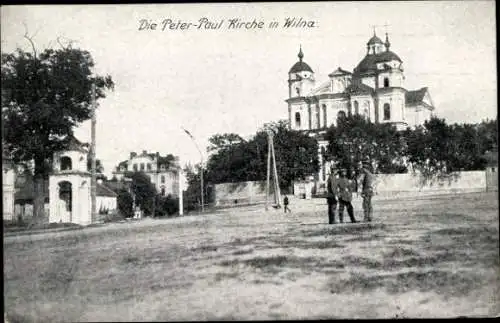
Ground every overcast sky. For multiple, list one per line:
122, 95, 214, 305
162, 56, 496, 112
1, 1, 496, 177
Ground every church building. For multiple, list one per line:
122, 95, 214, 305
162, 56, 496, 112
286, 31, 435, 187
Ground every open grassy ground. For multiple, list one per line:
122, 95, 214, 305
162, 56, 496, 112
4, 192, 499, 321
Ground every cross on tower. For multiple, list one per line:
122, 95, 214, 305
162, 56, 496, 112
371, 23, 391, 35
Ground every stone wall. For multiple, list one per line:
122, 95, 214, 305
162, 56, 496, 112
214, 181, 274, 207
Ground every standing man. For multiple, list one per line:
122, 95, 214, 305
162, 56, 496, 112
283, 195, 291, 213
360, 161, 375, 222
326, 166, 338, 224
336, 168, 357, 223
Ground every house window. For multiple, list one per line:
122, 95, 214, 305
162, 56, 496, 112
384, 77, 389, 88
295, 112, 301, 128
384, 103, 391, 120
161, 187, 166, 196
347, 103, 352, 116
296, 87, 300, 96
147, 163, 152, 171
161, 175, 165, 183
160, 164, 166, 171
140, 163, 145, 171
354, 101, 359, 115
133, 164, 138, 171
60, 156, 72, 171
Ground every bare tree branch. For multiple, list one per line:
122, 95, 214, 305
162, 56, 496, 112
22, 22, 37, 59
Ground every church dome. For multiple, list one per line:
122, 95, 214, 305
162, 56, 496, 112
354, 50, 402, 74
367, 34, 384, 45
289, 46, 314, 74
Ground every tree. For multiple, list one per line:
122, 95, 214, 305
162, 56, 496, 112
204, 120, 319, 190
183, 163, 207, 211
325, 114, 407, 175
116, 188, 133, 218
125, 172, 157, 216
2, 37, 114, 220
87, 157, 105, 174
207, 133, 245, 152
405, 117, 497, 177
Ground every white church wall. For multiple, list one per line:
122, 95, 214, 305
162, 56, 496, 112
361, 76, 376, 89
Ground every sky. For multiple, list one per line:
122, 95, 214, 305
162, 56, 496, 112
1, 1, 497, 178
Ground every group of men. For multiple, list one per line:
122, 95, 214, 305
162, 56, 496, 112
326, 161, 375, 224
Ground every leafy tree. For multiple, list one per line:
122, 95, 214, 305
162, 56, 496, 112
325, 114, 407, 175
208, 133, 245, 152
87, 157, 105, 174
204, 120, 319, 190
183, 163, 207, 211
124, 171, 157, 216
2, 38, 114, 219
116, 188, 133, 218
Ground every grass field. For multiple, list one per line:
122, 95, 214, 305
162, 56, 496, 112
4, 192, 499, 321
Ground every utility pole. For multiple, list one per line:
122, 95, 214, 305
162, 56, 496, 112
200, 160, 204, 213
270, 131, 281, 207
90, 83, 97, 223
179, 166, 184, 216
265, 132, 271, 211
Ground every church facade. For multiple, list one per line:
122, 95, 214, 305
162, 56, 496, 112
286, 32, 435, 187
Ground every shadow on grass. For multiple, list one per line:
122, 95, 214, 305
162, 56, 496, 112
329, 270, 487, 297
218, 255, 345, 273
302, 223, 388, 238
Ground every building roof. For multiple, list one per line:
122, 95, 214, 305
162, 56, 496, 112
346, 82, 374, 95
289, 61, 314, 74
367, 34, 384, 45
328, 67, 352, 77
289, 46, 314, 74
64, 135, 89, 153
406, 87, 428, 105
353, 51, 402, 75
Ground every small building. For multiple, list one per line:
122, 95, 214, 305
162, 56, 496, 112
12, 136, 117, 225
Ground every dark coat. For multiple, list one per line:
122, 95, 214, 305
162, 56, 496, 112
326, 174, 338, 205
336, 177, 355, 202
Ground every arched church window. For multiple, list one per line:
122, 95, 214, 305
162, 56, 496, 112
384, 103, 391, 120
295, 112, 301, 128
133, 164, 138, 171
161, 175, 165, 184
337, 111, 346, 125
60, 156, 72, 171
161, 187, 166, 196
58, 181, 72, 212
347, 103, 352, 116
354, 101, 359, 115
384, 77, 389, 88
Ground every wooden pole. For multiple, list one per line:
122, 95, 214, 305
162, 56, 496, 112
270, 133, 281, 207
200, 160, 204, 213
265, 132, 271, 211
90, 83, 97, 223
179, 167, 184, 216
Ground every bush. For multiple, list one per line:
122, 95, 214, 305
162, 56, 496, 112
155, 194, 180, 217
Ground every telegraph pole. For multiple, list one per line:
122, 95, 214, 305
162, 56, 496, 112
90, 83, 97, 223
179, 165, 184, 216
265, 132, 271, 211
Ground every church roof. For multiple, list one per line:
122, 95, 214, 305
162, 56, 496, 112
406, 87, 428, 105
289, 46, 314, 74
353, 51, 402, 74
346, 82, 374, 95
367, 34, 384, 45
328, 67, 352, 77
289, 61, 314, 74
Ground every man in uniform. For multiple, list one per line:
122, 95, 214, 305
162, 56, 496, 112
360, 161, 375, 222
336, 168, 357, 223
326, 166, 338, 224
